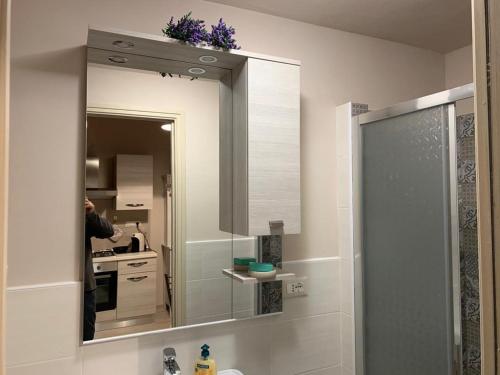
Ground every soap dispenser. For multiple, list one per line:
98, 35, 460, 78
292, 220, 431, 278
194, 344, 216, 375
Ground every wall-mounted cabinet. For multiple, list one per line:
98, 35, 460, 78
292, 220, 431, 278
116, 154, 153, 210
87, 28, 301, 235
221, 59, 301, 236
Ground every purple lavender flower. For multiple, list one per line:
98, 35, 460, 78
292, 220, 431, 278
162, 12, 209, 45
208, 18, 240, 50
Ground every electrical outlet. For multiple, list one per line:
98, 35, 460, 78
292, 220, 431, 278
285, 277, 307, 298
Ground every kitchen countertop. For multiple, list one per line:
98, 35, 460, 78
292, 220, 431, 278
92, 250, 158, 263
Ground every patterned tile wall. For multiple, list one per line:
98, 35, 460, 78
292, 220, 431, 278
457, 113, 480, 375
259, 234, 283, 314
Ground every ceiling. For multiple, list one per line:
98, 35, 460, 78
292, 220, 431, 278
205, 0, 472, 53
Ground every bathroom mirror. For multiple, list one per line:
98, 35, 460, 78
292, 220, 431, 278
84, 62, 258, 342
81, 29, 300, 342
82, 28, 292, 343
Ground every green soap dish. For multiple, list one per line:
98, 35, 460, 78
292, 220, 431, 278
248, 262, 274, 272
233, 257, 257, 271
233, 257, 256, 266
248, 262, 276, 279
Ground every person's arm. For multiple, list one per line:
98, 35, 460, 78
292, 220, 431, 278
86, 211, 114, 239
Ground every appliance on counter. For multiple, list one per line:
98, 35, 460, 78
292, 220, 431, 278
131, 232, 145, 252
92, 249, 114, 258
93, 261, 117, 313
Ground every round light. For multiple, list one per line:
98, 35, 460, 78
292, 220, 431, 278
112, 40, 135, 49
188, 67, 206, 75
199, 55, 218, 63
161, 123, 172, 132
108, 55, 128, 64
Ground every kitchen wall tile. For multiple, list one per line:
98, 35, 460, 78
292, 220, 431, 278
280, 258, 340, 320
6, 282, 81, 366
270, 313, 341, 375
7, 356, 82, 375
341, 313, 354, 371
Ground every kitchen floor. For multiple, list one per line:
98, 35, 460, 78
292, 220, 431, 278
94, 307, 171, 339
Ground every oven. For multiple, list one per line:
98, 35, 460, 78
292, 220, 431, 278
93, 261, 117, 312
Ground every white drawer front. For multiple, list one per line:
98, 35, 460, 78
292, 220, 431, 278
118, 258, 157, 274
117, 271, 156, 319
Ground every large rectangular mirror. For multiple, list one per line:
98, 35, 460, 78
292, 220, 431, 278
82, 28, 295, 343
84, 63, 247, 341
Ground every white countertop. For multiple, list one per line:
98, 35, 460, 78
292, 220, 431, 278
92, 250, 158, 263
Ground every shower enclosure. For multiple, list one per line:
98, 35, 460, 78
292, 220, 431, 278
351, 84, 476, 375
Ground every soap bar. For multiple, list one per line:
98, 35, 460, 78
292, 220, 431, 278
233, 257, 256, 271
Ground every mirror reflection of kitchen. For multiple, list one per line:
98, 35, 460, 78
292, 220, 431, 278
85, 114, 173, 340
83, 61, 242, 342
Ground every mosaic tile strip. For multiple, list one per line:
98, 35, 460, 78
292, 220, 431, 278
351, 103, 369, 116
457, 113, 480, 375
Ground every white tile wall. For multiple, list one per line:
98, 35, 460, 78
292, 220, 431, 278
270, 314, 341, 374
6, 357, 82, 375
301, 366, 342, 375
6, 257, 342, 375
185, 238, 256, 325
281, 258, 340, 321
6, 282, 81, 367
335, 103, 358, 374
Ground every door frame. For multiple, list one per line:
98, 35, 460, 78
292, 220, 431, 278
0, 0, 10, 373
85, 106, 187, 329
352, 85, 474, 375
472, 0, 500, 373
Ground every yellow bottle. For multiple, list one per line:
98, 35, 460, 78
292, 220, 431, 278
194, 344, 217, 375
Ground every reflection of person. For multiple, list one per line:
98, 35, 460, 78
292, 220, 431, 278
84, 198, 114, 341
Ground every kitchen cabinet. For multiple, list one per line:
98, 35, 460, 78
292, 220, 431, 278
116, 154, 153, 210
221, 58, 301, 236
118, 257, 157, 274
116, 256, 157, 319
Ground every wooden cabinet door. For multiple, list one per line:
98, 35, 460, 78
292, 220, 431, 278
116, 154, 153, 210
116, 271, 156, 319
247, 59, 301, 235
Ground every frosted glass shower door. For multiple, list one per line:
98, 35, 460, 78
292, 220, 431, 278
359, 104, 459, 375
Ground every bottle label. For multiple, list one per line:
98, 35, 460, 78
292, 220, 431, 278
195, 363, 211, 374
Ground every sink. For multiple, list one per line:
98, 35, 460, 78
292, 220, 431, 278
218, 370, 244, 375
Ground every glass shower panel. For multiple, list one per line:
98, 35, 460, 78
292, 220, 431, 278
361, 105, 456, 375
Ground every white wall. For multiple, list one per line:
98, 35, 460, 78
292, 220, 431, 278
445, 45, 473, 89
7, 0, 448, 374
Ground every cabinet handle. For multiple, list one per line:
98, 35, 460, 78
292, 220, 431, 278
127, 276, 148, 282
126, 203, 144, 207
127, 261, 147, 267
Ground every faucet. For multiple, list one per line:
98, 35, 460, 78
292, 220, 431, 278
164, 347, 181, 375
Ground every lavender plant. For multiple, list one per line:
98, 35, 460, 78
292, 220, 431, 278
208, 18, 240, 50
162, 12, 208, 45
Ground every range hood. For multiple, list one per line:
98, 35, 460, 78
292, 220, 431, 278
86, 157, 117, 199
